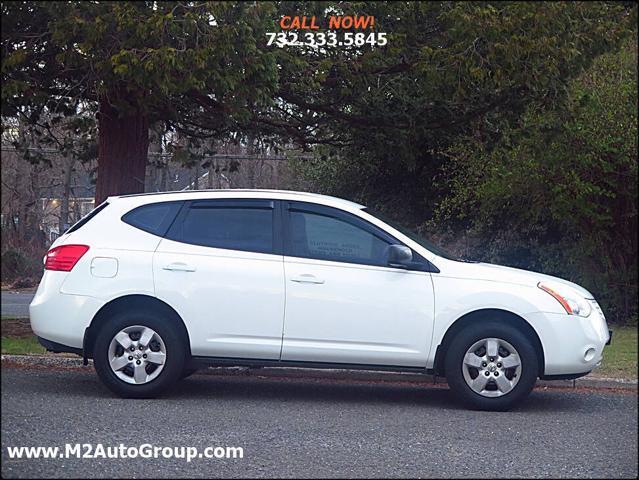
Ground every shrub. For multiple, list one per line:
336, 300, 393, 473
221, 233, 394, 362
1, 247, 44, 284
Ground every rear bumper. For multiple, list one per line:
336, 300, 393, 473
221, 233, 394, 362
37, 336, 83, 356
29, 271, 105, 349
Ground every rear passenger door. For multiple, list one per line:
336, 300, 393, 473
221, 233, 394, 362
153, 199, 285, 359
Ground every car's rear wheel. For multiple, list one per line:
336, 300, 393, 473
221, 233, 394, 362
93, 312, 187, 398
444, 322, 538, 411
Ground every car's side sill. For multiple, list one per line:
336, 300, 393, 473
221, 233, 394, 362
539, 372, 591, 381
189, 356, 433, 375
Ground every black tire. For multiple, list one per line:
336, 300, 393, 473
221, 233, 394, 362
93, 311, 187, 398
444, 321, 538, 411
180, 368, 198, 380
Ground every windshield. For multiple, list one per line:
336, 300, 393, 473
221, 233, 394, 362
363, 208, 461, 261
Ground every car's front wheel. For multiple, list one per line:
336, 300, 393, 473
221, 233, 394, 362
180, 367, 199, 379
93, 312, 187, 398
444, 322, 539, 411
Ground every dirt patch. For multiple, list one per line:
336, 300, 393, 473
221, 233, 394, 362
1, 318, 33, 337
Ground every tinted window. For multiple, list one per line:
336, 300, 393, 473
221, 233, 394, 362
289, 210, 390, 265
122, 201, 183, 237
175, 206, 273, 254
65, 202, 109, 234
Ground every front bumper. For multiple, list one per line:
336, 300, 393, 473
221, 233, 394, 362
527, 301, 610, 376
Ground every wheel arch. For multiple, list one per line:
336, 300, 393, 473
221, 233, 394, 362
83, 294, 191, 360
432, 308, 544, 377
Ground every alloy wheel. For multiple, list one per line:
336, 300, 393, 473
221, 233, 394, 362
461, 337, 522, 398
108, 325, 167, 385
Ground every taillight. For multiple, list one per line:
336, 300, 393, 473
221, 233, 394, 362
44, 245, 90, 272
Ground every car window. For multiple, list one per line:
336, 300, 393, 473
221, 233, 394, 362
122, 201, 183, 237
174, 206, 273, 254
289, 210, 390, 265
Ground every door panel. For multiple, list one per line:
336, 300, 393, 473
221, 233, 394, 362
154, 240, 285, 358
282, 258, 434, 366
281, 202, 435, 367
153, 199, 285, 359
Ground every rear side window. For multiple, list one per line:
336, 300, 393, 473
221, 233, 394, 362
65, 202, 109, 234
168, 201, 274, 254
122, 201, 183, 237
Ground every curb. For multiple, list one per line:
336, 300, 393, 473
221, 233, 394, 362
536, 376, 637, 390
2, 353, 636, 391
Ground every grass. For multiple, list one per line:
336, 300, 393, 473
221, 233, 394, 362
595, 326, 638, 379
1, 336, 45, 355
1, 323, 636, 380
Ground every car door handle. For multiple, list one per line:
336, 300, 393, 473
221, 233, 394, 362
162, 262, 196, 272
290, 274, 324, 284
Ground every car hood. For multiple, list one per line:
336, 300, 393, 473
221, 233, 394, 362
443, 261, 594, 299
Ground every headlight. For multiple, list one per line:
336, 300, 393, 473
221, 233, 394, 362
538, 281, 592, 317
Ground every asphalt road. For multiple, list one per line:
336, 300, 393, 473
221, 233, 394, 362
1, 367, 637, 479
1, 292, 34, 318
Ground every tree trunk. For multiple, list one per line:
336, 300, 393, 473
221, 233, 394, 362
59, 158, 73, 234
160, 162, 168, 191
208, 161, 214, 189
95, 96, 149, 204
245, 133, 256, 188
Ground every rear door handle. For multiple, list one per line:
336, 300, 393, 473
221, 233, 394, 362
290, 274, 324, 284
162, 262, 196, 272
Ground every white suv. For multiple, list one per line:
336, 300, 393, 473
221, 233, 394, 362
30, 190, 611, 410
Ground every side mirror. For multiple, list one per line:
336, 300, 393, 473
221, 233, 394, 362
386, 244, 412, 268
